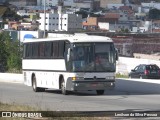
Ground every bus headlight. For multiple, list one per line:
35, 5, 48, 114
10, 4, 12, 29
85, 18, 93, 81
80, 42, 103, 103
72, 77, 83, 81
106, 76, 115, 80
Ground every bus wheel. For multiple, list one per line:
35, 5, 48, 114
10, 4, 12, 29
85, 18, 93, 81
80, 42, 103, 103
32, 76, 43, 92
96, 90, 104, 95
61, 78, 68, 95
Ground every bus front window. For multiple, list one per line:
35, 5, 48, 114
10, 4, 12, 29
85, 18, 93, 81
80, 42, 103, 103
71, 43, 116, 72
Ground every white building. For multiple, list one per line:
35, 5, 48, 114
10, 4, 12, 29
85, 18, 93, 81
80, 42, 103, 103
107, 4, 124, 9
17, 10, 37, 16
9, 0, 37, 7
141, 2, 160, 13
37, 0, 58, 6
98, 22, 109, 30
37, 0, 74, 7
38, 13, 82, 31
38, 13, 59, 31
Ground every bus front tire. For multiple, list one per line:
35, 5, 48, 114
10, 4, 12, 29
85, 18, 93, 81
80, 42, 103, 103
61, 78, 68, 95
96, 90, 104, 95
32, 76, 45, 92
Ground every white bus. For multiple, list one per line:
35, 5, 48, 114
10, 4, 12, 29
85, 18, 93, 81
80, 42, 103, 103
22, 34, 118, 95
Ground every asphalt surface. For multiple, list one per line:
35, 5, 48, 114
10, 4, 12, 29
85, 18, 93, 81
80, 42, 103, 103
0, 79, 160, 112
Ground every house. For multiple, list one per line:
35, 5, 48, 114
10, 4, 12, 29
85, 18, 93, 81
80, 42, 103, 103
73, 0, 100, 10
82, 17, 99, 30
8, 0, 37, 7
8, 21, 22, 30
107, 3, 124, 9
109, 21, 131, 32
82, 17, 113, 31
83, 12, 131, 31
105, 12, 128, 21
37, 0, 74, 7
152, 20, 160, 33
99, 0, 122, 8
119, 6, 134, 19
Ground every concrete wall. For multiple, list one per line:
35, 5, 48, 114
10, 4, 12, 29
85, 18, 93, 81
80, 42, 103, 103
116, 57, 160, 75
0, 73, 23, 83
134, 53, 160, 61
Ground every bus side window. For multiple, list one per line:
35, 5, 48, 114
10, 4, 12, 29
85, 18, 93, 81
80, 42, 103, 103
23, 44, 26, 58
26, 44, 32, 58
45, 42, 52, 58
59, 41, 65, 58
39, 42, 45, 58
52, 42, 59, 58
32, 43, 39, 58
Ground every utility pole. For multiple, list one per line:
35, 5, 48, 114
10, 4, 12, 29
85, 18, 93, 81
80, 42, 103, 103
44, 0, 46, 38
58, 0, 64, 31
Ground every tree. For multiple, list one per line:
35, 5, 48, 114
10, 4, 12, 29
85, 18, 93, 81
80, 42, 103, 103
7, 40, 22, 71
75, 11, 88, 18
0, 31, 22, 72
119, 28, 130, 33
0, 32, 9, 70
149, 8, 160, 20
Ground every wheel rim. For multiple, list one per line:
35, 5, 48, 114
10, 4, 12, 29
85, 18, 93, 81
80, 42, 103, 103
32, 77, 36, 91
33, 81, 36, 90
61, 81, 65, 93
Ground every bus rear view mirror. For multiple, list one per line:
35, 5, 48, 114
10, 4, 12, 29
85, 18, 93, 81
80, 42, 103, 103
115, 49, 119, 61
67, 48, 71, 61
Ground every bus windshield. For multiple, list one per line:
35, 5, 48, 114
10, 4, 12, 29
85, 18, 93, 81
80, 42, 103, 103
71, 42, 116, 72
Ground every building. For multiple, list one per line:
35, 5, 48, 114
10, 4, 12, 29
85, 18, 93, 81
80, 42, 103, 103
37, 0, 58, 6
8, 0, 37, 7
83, 17, 99, 30
37, 0, 74, 7
38, 13, 82, 31
73, 0, 100, 10
99, 0, 122, 8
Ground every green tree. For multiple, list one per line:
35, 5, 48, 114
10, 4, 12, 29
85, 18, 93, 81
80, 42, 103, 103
0, 32, 21, 72
0, 32, 10, 70
75, 11, 88, 18
149, 8, 160, 20
7, 40, 22, 71
119, 28, 129, 33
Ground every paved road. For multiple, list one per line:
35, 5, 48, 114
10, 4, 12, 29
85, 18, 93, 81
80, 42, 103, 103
0, 79, 160, 112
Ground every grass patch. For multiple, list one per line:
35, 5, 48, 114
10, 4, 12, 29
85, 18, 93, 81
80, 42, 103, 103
0, 102, 110, 120
0, 102, 38, 120
0, 102, 37, 111
116, 73, 128, 78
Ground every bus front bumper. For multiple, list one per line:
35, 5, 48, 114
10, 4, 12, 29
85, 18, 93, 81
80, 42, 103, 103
71, 80, 115, 91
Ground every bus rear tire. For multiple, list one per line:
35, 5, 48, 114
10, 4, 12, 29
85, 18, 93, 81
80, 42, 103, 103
32, 76, 45, 92
61, 78, 68, 95
96, 90, 104, 95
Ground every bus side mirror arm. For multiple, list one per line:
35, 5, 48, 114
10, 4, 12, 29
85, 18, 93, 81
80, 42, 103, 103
115, 49, 119, 61
67, 48, 71, 62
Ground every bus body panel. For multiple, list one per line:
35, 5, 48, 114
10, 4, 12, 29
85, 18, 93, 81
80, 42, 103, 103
24, 70, 115, 90
23, 59, 66, 71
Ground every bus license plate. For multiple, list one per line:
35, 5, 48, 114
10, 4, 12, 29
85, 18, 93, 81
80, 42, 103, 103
91, 83, 98, 87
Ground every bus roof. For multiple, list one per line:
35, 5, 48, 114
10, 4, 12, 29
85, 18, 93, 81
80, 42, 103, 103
23, 34, 113, 43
